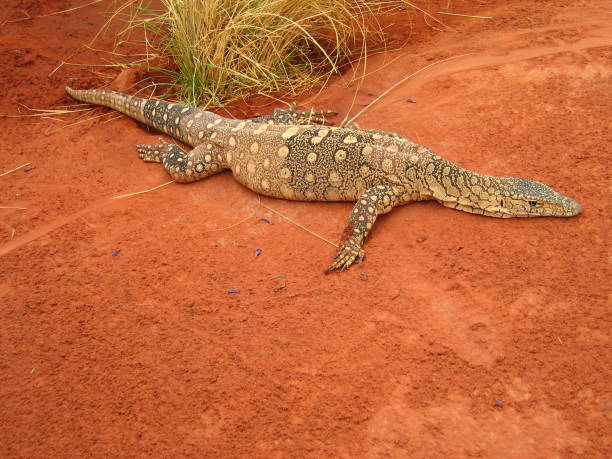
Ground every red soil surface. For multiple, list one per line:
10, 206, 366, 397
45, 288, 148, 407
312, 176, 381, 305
1, 0, 610, 457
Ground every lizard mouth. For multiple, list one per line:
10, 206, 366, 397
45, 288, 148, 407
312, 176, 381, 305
564, 199, 582, 216
521, 197, 582, 217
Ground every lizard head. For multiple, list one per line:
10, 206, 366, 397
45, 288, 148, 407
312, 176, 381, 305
495, 177, 581, 217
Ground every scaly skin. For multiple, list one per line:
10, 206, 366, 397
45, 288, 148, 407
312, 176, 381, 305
66, 87, 582, 272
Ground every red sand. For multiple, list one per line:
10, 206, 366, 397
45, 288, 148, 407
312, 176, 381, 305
1, 0, 610, 457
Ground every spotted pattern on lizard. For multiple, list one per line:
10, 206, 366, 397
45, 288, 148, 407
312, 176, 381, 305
66, 87, 582, 272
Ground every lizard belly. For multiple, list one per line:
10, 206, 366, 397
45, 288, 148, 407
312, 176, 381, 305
230, 164, 368, 202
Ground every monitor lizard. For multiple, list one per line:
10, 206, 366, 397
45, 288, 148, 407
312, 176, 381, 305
66, 87, 581, 272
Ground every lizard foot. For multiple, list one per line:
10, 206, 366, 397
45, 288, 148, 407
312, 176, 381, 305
136, 138, 177, 163
305, 109, 338, 125
287, 102, 337, 125
250, 104, 337, 126
326, 239, 365, 273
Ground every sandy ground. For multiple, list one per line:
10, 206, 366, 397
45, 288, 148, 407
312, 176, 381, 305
1, 0, 610, 457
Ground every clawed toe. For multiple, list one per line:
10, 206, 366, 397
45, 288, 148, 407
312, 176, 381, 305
137, 144, 162, 162
311, 116, 334, 126
309, 110, 337, 125
136, 142, 176, 163
326, 241, 365, 273
311, 109, 337, 116
282, 106, 338, 126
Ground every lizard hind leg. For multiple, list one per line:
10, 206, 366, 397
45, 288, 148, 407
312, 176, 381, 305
251, 103, 337, 126
327, 184, 404, 273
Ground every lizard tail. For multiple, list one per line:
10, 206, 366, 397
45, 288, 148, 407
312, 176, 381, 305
66, 87, 149, 124
65, 87, 208, 146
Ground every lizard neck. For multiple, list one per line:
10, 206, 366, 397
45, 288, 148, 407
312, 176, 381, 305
420, 154, 581, 217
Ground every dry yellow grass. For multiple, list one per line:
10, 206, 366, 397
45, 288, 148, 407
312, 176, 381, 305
111, 0, 422, 108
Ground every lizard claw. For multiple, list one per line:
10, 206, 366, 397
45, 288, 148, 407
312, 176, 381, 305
326, 240, 365, 273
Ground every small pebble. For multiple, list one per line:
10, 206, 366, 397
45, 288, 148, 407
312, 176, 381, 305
254, 248, 262, 258
111, 249, 121, 257
494, 398, 504, 408
259, 217, 273, 225
227, 289, 240, 294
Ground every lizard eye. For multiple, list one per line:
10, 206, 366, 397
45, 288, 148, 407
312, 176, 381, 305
528, 200, 538, 207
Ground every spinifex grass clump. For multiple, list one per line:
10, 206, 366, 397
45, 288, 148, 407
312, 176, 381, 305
117, 0, 397, 108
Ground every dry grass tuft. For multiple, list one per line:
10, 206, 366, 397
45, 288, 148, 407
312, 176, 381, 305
110, 0, 420, 108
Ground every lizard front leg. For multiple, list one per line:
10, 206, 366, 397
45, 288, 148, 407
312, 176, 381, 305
137, 140, 227, 183
327, 185, 405, 273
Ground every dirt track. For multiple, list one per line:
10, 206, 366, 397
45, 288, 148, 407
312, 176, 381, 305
1, 0, 610, 457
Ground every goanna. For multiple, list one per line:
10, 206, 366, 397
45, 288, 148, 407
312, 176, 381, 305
66, 87, 581, 272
